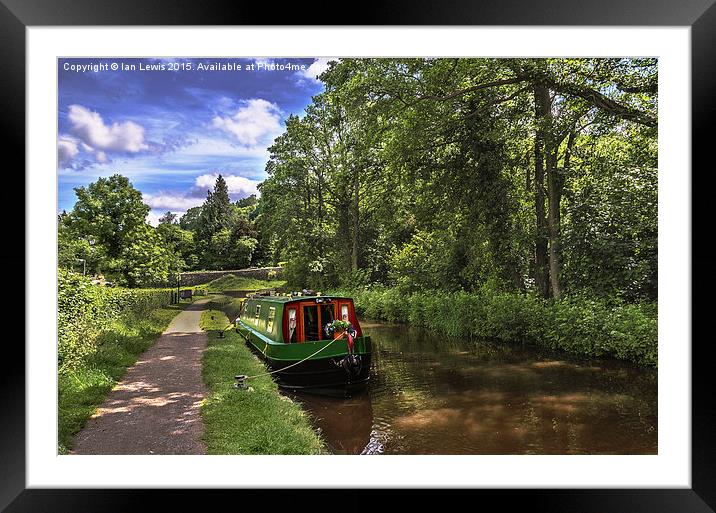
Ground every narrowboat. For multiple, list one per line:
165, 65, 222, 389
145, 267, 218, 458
235, 292, 371, 396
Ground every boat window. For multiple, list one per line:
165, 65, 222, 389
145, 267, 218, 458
341, 304, 349, 321
287, 308, 297, 343
266, 307, 276, 333
254, 304, 261, 326
303, 305, 319, 342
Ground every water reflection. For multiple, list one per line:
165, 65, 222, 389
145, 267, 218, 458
294, 322, 657, 455
288, 392, 374, 454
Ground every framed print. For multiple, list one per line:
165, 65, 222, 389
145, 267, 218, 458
2, 0, 714, 511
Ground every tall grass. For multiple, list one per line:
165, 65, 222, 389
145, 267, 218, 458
335, 286, 657, 367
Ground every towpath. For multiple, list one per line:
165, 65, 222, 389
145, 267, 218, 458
71, 298, 211, 455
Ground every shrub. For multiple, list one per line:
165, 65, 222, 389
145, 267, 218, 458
339, 284, 657, 367
58, 269, 173, 373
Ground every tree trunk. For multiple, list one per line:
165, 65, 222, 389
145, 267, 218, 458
546, 146, 563, 300
317, 171, 324, 256
351, 167, 360, 272
533, 83, 551, 298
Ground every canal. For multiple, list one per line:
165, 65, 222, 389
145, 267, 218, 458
290, 320, 658, 455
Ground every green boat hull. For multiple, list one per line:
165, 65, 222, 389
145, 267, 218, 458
236, 320, 372, 395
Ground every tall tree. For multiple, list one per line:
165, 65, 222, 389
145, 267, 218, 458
257, 57, 658, 302
64, 174, 173, 286
158, 211, 177, 225
196, 174, 233, 243
68, 174, 149, 260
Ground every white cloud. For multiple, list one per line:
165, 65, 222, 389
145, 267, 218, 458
143, 192, 204, 212
195, 173, 260, 197
58, 135, 79, 166
253, 58, 274, 70
180, 137, 269, 159
211, 99, 282, 146
146, 211, 163, 227
67, 104, 149, 153
297, 58, 339, 83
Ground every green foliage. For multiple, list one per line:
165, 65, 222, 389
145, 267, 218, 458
327, 319, 351, 331
179, 206, 202, 232
156, 222, 198, 271
58, 214, 104, 273
113, 224, 173, 287
60, 175, 176, 286
387, 230, 455, 292
204, 274, 286, 293
58, 269, 174, 373
258, 58, 657, 304
196, 174, 234, 243
338, 268, 374, 291
341, 285, 656, 367
562, 130, 657, 301
544, 296, 657, 366
205, 229, 258, 269
158, 211, 178, 225
67, 174, 149, 260
57, 269, 182, 451
174, 175, 263, 271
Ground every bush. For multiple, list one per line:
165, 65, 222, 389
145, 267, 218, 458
58, 269, 173, 373
341, 285, 657, 367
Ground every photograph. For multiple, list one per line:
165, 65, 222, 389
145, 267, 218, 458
56, 56, 658, 456
1, 5, 709, 508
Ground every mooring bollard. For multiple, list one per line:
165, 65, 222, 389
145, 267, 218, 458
234, 375, 247, 389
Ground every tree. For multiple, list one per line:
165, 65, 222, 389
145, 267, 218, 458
156, 222, 198, 271
256, 57, 658, 302
186, 175, 264, 270
196, 174, 233, 243
115, 223, 172, 287
158, 211, 177, 225
63, 174, 174, 286
179, 206, 202, 232
58, 212, 104, 274
67, 174, 149, 260
236, 194, 258, 208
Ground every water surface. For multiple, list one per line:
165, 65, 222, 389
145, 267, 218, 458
290, 321, 657, 455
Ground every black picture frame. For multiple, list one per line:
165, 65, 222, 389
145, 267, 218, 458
2, 1, 712, 511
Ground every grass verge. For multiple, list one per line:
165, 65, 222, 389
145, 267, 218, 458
58, 302, 188, 453
200, 308, 326, 454
204, 274, 286, 294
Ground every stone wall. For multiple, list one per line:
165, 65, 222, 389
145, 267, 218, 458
179, 267, 283, 287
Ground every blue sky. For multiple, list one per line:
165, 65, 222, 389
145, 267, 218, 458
58, 57, 332, 224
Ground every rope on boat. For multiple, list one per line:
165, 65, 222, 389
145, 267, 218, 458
233, 330, 349, 387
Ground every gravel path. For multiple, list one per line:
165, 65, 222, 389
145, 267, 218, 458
71, 298, 212, 455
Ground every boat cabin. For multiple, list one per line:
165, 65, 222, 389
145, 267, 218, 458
238, 295, 363, 344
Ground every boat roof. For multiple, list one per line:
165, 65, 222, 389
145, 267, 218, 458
243, 294, 351, 304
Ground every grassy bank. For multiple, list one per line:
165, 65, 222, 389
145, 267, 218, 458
58, 270, 188, 452
204, 274, 286, 294
199, 307, 326, 454
204, 295, 245, 322
334, 287, 657, 367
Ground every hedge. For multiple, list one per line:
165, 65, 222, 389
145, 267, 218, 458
58, 269, 174, 373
